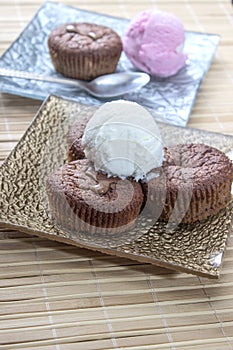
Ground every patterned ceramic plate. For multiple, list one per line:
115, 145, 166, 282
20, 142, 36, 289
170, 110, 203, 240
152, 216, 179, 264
0, 95, 232, 278
0, 1, 220, 126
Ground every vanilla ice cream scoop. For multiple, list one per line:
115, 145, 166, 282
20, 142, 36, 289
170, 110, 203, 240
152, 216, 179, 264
123, 9, 187, 78
82, 100, 164, 181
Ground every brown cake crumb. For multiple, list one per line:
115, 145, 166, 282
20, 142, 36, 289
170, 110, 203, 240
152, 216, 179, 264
67, 114, 92, 161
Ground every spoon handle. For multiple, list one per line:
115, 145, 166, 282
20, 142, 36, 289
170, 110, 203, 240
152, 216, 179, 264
0, 68, 83, 87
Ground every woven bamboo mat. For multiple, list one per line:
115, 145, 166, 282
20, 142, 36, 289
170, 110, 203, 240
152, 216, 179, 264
0, 0, 233, 349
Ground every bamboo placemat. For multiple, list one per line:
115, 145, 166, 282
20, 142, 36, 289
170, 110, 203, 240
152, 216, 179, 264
0, 0, 233, 349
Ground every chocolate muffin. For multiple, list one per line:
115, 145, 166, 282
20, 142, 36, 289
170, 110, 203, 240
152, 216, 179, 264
146, 143, 233, 224
46, 159, 144, 234
67, 114, 92, 161
48, 22, 122, 80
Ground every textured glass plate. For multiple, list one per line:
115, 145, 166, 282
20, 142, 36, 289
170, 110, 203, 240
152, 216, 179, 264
0, 95, 233, 279
0, 1, 220, 127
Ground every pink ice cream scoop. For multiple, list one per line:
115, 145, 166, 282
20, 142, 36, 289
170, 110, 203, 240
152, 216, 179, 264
123, 10, 188, 78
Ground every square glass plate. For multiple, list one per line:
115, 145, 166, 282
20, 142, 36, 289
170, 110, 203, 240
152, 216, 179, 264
0, 1, 220, 127
0, 95, 232, 279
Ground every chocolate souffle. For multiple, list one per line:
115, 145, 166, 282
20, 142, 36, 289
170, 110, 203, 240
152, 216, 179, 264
48, 22, 122, 80
146, 143, 233, 223
46, 159, 144, 234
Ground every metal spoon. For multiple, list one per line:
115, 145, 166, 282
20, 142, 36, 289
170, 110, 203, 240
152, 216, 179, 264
0, 68, 150, 98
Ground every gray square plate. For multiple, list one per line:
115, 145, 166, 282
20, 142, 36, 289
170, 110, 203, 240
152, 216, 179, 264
0, 95, 232, 279
0, 1, 220, 126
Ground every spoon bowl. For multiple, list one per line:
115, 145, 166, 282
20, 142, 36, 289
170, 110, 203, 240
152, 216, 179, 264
0, 68, 150, 98
82, 72, 150, 98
